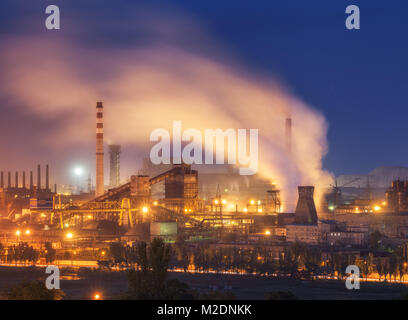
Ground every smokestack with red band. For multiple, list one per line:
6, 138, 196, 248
46, 164, 49, 191
285, 117, 292, 154
96, 102, 104, 197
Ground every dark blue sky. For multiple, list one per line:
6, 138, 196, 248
0, 0, 407, 177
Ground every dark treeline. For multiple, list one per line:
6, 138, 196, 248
106, 236, 408, 282
0, 241, 56, 265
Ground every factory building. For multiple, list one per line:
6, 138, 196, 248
0, 165, 54, 217
386, 179, 408, 213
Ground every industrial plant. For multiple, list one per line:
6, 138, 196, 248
0, 100, 407, 301
0, 101, 407, 254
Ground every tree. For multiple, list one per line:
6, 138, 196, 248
368, 231, 382, 250
44, 242, 56, 264
175, 233, 190, 272
109, 242, 125, 267
7, 280, 64, 300
149, 237, 172, 290
303, 247, 321, 278
127, 238, 172, 299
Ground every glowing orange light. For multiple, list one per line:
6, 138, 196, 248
265, 230, 271, 236
15, 230, 21, 236
93, 293, 102, 300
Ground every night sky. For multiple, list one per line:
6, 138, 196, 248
0, 0, 407, 185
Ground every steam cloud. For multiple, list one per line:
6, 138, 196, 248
0, 6, 332, 210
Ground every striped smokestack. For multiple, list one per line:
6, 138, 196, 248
96, 102, 104, 197
285, 117, 292, 154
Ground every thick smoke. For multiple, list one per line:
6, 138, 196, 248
0, 8, 332, 210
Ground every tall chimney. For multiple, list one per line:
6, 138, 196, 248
22, 171, 26, 189
0, 171, 3, 188
46, 164, 49, 191
96, 102, 104, 197
7, 172, 11, 189
30, 171, 33, 189
285, 117, 292, 154
15, 172, 18, 188
37, 164, 41, 190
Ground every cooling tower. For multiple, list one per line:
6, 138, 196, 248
294, 186, 318, 225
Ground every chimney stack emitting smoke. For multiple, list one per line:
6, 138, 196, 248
285, 117, 292, 154
96, 102, 104, 197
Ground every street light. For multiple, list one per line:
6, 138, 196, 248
73, 167, 83, 176
93, 292, 102, 300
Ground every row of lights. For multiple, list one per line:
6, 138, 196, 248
16, 229, 31, 236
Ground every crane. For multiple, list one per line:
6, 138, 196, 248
330, 177, 361, 207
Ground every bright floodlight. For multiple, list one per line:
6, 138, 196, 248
73, 167, 83, 176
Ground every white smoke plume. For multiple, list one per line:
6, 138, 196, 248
0, 7, 333, 210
